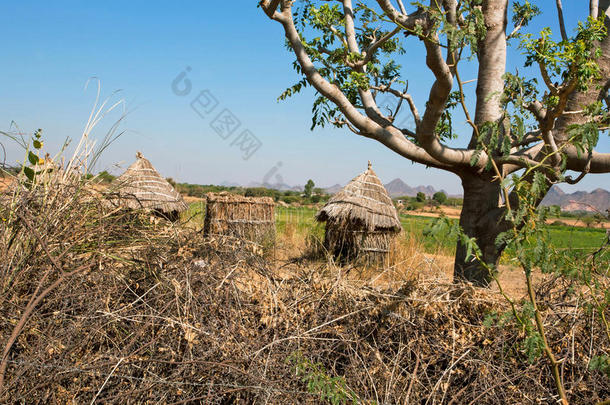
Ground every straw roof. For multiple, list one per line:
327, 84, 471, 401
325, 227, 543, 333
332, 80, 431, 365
107, 152, 187, 213
206, 191, 275, 206
316, 161, 401, 232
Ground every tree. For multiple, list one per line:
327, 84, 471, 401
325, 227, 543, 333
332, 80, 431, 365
260, 0, 610, 286
304, 179, 315, 198
416, 191, 426, 203
433, 191, 448, 205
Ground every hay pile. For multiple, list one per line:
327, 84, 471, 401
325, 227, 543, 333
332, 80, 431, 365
317, 162, 401, 264
204, 191, 275, 245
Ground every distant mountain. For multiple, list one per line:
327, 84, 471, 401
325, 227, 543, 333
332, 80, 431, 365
383, 178, 449, 198
413, 185, 437, 196
248, 181, 302, 192
324, 177, 455, 198
220, 181, 240, 187
541, 186, 610, 213
384, 178, 416, 197
324, 183, 343, 194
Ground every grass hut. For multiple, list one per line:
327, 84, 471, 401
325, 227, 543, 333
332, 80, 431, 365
204, 192, 275, 246
316, 161, 401, 265
106, 152, 187, 221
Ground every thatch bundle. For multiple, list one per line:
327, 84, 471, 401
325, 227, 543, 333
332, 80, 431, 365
105, 152, 187, 220
204, 192, 275, 246
316, 161, 401, 264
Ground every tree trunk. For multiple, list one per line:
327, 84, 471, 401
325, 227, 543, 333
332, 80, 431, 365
454, 172, 508, 286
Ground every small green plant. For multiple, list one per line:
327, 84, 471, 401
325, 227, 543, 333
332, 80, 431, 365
288, 351, 359, 405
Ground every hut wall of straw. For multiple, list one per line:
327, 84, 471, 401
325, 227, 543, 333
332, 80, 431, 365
204, 192, 275, 246
323, 220, 396, 266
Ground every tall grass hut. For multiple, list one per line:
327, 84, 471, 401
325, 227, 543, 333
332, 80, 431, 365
316, 161, 401, 264
106, 152, 187, 220
204, 192, 275, 245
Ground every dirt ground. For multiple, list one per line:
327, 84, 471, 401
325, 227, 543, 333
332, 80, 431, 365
406, 205, 610, 229
0, 178, 12, 192
274, 226, 535, 302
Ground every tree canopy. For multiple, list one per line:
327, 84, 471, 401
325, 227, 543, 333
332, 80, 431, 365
261, 0, 610, 285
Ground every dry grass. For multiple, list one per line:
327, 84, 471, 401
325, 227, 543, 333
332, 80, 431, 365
0, 167, 609, 403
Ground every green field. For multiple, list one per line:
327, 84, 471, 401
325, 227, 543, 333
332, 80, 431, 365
185, 203, 609, 261
274, 206, 609, 261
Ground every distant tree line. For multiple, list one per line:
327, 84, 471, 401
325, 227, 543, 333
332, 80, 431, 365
394, 192, 462, 211
174, 179, 330, 205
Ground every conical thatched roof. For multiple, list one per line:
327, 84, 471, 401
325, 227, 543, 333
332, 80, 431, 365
107, 152, 187, 213
316, 161, 401, 232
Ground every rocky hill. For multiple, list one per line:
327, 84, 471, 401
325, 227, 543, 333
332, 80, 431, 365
541, 186, 610, 213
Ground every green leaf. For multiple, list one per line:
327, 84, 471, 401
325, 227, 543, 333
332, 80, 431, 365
33, 140, 43, 149
28, 151, 39, 165
470, 149, 482, 167
23, 166, 35, 181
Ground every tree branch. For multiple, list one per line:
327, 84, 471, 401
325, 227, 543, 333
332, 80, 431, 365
524, 100, 547, 122
359, 26, 401, 67
262, 0, 458, 171
564, 146, 610, 173
375, 0, 428, 33
538, 61, 559, 95
259, 0, 283, 20
342, 0, 393, 126
555, 0, 568, 42
370, 84, 422, 127
396, 0, 407, 14
511, 130, 542, 147
591, 0, 600, 18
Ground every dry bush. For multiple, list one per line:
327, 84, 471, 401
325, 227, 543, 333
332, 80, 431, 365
1, 173, 609, 403
0, 124, 608, 403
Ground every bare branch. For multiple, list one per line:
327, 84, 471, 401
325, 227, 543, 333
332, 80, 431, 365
541, 129, 561, 166
332, 119, 363, 135
375, 0, 428, 33
342, 0, 361, 54
370, 84, 421, 126
359, 27, 402, 67
511, 130, 542, 148
524, 100, 547, 122
259, 0, 282, 20
564, 146, 610, 173
417, 34, 454, 145
555, 0, 568, 42
342, 0, 393, 125
591, 0, 599, 18
503, 143, 547, 174
564, 151, 592, 184
396, 0, 407, 14
508, 19, 525, 40
538, 61, 559, 95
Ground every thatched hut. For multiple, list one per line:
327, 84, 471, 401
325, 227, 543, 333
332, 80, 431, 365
316, 161, 401, 265
204, 192, 275, 245
106, 152, 187, 220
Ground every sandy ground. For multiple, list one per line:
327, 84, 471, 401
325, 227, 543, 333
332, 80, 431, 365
0, 178, 13, 192
274, 234, 535, 301
405, 206, 610, 229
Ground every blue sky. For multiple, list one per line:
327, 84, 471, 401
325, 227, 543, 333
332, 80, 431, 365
0, 1, 608, 194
